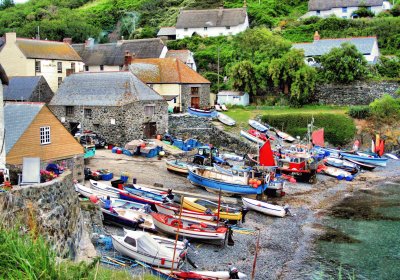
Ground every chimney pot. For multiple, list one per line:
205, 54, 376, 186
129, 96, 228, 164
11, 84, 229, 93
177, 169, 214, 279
314, 31, 320, 41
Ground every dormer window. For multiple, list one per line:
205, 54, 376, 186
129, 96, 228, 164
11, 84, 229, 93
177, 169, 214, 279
342, 7, 347, 13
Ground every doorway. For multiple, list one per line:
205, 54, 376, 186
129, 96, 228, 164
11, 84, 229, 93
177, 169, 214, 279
143, 122, 157, 139
191, 97, 200, 109
69, 122, 80, 136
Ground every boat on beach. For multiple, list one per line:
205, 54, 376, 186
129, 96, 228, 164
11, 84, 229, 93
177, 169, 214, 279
75, 182, 119, 199
155, 202, 218, 221
340, 152, 388, 167
150, 267, 247, 280
240, 130, 265, 145
217, 112, 236, 126
242, 197, 287, 217
274, 129, 295, 142
248, 119, 269, 133
101, 206, 155, 230
182, 197, 242, 221
166, 160, 190, 175
187, 107, 218, 118
120, 186, 165, 205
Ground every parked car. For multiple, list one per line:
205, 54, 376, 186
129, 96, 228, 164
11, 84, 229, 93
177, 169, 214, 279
76, 131, 107, 148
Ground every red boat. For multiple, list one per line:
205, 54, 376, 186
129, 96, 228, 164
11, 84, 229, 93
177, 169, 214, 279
248, 129, 275, 142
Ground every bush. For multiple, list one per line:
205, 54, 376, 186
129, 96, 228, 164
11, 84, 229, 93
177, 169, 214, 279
348, 106, 371, 119
261, 113, 356, 146
369, 94, 400, 120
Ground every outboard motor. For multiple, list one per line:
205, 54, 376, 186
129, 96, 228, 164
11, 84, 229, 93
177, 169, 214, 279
241, 206, 249, 223
133, 217, 145, 231
229, 267, 240, 279
227, 226, 234, 246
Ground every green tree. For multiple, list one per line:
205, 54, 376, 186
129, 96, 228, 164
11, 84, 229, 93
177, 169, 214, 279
376, 56, 400, 78
290, 66, 317, 106
319, 42, 368, 83
0, 0, 14, 10
229, 60, 258, 98
352, 6, 375, 18
369, 94, 400, 119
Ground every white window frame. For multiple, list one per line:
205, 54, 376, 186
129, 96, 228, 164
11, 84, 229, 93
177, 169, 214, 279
40, 126, 51, 145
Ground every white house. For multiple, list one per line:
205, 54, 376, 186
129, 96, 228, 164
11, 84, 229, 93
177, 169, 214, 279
166, 50, 197, 71
0, 33, 83, 92
0, 64, 8, 169
292, 32, 380, 65
175, 7, 249, 39
305, 0, 392, 18
217, 91, 249, 106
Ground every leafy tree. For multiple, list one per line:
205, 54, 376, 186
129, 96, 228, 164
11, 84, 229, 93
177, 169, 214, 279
376, 56, 400, 78
352, 7, 375, 18
391, 4, 400, 16
0, 0, 14, 10
369, 94, 400, 120
229, 60, 258, 98
290, 66, 317, 106
319, 42, 368, 83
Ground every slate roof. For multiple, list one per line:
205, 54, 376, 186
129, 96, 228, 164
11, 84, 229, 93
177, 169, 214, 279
176, 8, 247, 29
129, 58, 210, 84
13, 38, 82, 61
3, 76, 42, 101
72, 39, 166, 66
50, 71, 163, 107
166, 50, 191, 63
157, 27, 176, 36
218, 91, 245, 96
4, 102, 44, 154
0, 64, 8, 85
292, 37, 377, 57
308, 0, 385, 11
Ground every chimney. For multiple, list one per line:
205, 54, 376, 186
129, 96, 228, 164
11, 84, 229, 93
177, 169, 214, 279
314, 31, 320, 41
84, 38, 95, 48
63, 38, 72, 45
5, 32, 17, 44
124, 51, 133, 69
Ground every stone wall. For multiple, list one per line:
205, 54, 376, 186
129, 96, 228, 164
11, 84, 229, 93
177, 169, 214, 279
314, 81, 399, 105
181, 84, 210, 110
31, 76, 54, 103
168, 114, 257, 154
0, 171, 90, 259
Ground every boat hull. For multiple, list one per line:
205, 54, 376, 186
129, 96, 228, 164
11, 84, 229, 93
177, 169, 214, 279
182, 197, 242, 221
242, 197, 286, 217
151, 267, 247, 280
341, 153, 387, 167
248, 120, 268, 133
240, 130, 265, 145
166, 160, 189, 175
187, 107, 217, 118
217, 112, 236, 126
277, 168, 317, 184
155, 203, 217, 221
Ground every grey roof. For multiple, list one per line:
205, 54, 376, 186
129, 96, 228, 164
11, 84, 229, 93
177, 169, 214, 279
218, 91, 245, 96
176, 8, 247, 29
292, 37, 377, 57
3, 76, 42, 101
0, 64, 8, 85
72, 39, 166, 66
4, 102, 44, 154
308, 0, 385, 11
157, 27, 176, 36
50, 71, 163, 107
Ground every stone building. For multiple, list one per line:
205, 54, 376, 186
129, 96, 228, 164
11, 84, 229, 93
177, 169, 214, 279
129, 58, 210, 112
157, 27, 177, 41
3, 76, 54, 103
49, 71, 168, 145
0, 33, 83, 92
165, 49, 197, 71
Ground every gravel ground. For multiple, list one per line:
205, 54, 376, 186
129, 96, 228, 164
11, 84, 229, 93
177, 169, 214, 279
84, 149, 400, 279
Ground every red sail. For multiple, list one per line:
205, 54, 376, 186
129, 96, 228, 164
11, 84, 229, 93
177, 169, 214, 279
259, 140, 275, 166
312, 128, 325, 147
378, 140, 385, 156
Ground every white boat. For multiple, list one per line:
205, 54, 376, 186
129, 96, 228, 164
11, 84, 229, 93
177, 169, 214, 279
74, 182, 119, 199
248, 119, 269, 133
319, 165, 354, 181
101, 207, 155, 230
111, 230, 182, 268
152, 267, 248, 279
242, 197, 286, 217
217, 112, 236, 126
90, 179, 120, 195
240, 130, 265, 145
123, 228, 185, 250
155, 202, 218, 221
383, 153, 399, 160
275, 129, 295, 142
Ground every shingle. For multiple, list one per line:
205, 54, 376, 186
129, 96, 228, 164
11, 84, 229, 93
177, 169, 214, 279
292, 37, 377, 56
72, 39, 166, 66
50, 71, 163, 107
129, 58, 210, 84
16, 39, 82, 61
309, 0, 384, 11
4, 103, 44, 154
3, 76, 41, 101
176, 8, 247, 29
157, 27, 176, 36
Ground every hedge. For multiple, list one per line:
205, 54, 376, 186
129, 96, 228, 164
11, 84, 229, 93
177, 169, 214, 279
261, 113, 356, 146
348, 106, 371, 119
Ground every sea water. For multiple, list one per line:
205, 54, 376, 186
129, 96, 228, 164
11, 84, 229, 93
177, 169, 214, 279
311, 181, 400, 280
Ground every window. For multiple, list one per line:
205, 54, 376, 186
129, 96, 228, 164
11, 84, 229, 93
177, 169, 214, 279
204, 27, 208, 31
40, 126, 51, 145
58, 77, 62, 86
124, 236, 136, 247
35, 61, 41, 72
119, 65, 123, 70
144, 105, 155, 117
173, 98, 177, 104
57, 62, 62, 73
342, 7, 347, 13
316, 10, 320, 15
226, 26, 230, 30
100, 65, 104, 71
184, 28, 188, 31
71, 62, 75, 73
84, 108, 92, 119
191, 87, 199, 95
66, 106, 74, 116
85, 65, 89, 71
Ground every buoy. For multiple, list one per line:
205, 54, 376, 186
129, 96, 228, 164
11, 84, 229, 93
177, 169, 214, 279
159, 151, 165, 156
252, 183, 258, 188
257, 180, 262, 186
89, 195, 99, 203
289, 178, 296, 183
141, 143, 146, 148
337, 175, 344, 180
345, 175, 353, 181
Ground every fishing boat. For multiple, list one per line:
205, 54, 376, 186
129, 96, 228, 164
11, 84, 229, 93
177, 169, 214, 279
150, 267, 247, 280
151, 213, 227, 241
340, 152, 388, 167
182, 197, 242, 221
274, 129, 295, 143
318, 165, 354, 181
123, 228, 185, 250
166, 160, 190, 175
276, 154, 318, 184
155, 202, 218, 221
242, 197, 286, 217
240, 130, 265, 145
98, 198, 145, 210
187, 107, 218, 118
383, 153, 399, 160
119, 186, 165, 205
75, 182, 119, 199
111, 230, 182, 269
90, 179, 120, 195
324, 157, 359, 174
344, 158, 376, 171
101, 206, 155, 230
217, 112, 236, 126
187, 165, 269, 195
248, 119, 269, 133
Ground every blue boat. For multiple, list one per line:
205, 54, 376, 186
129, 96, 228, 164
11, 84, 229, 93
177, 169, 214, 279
187, 166, 269, 195
340, 152, 388, 167
120, 186, 165, 205
187, 107, 218, 118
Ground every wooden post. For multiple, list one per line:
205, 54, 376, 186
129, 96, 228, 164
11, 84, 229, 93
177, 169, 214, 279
251, 229, 261, 280
170, 195, 184, 274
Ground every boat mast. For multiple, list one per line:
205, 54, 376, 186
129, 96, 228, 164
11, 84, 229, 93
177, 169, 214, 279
170, 195, 184, 274
251, 229, 261, 280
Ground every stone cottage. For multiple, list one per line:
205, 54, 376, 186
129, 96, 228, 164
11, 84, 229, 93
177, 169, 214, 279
129, 58, 210, 112
49, 71, 168, 145
3, 76, 54, 103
